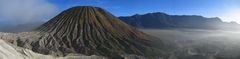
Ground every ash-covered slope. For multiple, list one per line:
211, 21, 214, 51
0, 6, 167, 58
35, 6, 150, 56
0, 6, 166, 58
0, 38, 111, 59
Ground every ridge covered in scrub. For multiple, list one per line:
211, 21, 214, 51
119, 12, 240, 30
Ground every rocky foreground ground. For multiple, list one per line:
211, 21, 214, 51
0, 32, 149, 59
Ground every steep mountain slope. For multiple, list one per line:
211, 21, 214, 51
120, 13, 174, 28
35, 6, 150, 56
0, 6, 165, 58
120, 12, 240, 30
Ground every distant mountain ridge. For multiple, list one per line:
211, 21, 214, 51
119, 12, 240, 30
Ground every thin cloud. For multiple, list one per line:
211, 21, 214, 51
0, 0, 59, 25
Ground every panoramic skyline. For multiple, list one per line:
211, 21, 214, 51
0, 0, 240, 25
49, 0, 240, 23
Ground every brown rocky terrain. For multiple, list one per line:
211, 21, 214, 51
0, 6, 166, 59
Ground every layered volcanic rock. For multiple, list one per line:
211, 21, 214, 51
0, 6, 164, 58
36, 6, 149, 56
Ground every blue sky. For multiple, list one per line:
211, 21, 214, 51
48, 0, 173, 16
0, 0, 240, 25
47, 0, 240, 23
47, 0, 240, 16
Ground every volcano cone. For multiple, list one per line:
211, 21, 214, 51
29, 6, 152, 56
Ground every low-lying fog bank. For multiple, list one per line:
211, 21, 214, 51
141, 29, 240, 59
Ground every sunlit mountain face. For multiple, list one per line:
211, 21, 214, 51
0, 0, 240, 59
